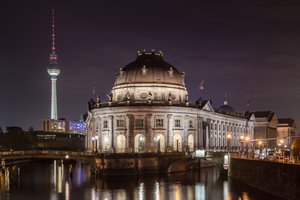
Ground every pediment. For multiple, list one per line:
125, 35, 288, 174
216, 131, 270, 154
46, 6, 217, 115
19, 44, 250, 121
202, 101, 214, 112
269, 113, 278, 127
249, 114, 256, 121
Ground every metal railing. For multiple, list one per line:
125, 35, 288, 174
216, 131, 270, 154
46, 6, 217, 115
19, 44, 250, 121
230, 153, 300, 165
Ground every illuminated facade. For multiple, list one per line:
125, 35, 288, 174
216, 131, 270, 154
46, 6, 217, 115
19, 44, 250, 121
43, 119, 65, 132
69, 120, 87, 134
277, 118, 296, 149
43, 119, 87, 135
85, 50, 255, 153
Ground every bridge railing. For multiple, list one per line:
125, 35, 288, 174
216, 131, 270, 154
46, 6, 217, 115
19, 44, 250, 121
0, 150, 89, 158
230, 154, 300, 165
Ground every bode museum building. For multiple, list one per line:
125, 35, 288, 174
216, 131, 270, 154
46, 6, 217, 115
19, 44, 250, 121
85, 50, 256, 153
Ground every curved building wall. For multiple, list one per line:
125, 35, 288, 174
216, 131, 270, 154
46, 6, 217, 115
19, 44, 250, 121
111, 83, 188, 103
85, 105, 255, 153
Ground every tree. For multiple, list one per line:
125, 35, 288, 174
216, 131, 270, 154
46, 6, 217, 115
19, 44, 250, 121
291, 138, 300, 160
28, 126, 34, 132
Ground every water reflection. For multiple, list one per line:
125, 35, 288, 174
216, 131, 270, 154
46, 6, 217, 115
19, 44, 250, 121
0, 168, 10, 191
195, 183, 205, 200
0, 160, 284, 200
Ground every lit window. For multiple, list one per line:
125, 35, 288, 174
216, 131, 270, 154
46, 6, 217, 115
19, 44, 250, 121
103, 120, 108, 128
135, 119, 144, 127
156, 118, 163, 127
175, 119, 181, 127
117, 119, 125, 127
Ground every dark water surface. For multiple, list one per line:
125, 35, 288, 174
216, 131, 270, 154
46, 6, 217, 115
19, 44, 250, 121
0, 160, 284, 200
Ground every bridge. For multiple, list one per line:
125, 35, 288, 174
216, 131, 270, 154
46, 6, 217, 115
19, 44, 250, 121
0, 150, 92, 160
0, 150, 226, 175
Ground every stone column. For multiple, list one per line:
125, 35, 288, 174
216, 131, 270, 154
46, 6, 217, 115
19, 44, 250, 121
167, 114, 173, 151
98, 118, 102, 153
126, 114, 133, 153
206, 119, 211, 149
109, 115, 115, 153
183, 115, 189, 152
145, 114, 153, 152
197, 116, 203, 149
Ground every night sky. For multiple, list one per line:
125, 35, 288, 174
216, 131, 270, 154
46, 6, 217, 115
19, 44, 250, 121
1, 1, 300, 131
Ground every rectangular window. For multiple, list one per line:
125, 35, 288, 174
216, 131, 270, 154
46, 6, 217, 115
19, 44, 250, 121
116, 119, 125, 127
135, 119, 144, 127
156, 118, 164, 127
103, 120, 108, 128
189, 120, 193, 128
175, 119, 181, 127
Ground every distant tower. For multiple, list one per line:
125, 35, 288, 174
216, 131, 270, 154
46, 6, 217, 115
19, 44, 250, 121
224, 92, 228, 105
47, 9, 60, 120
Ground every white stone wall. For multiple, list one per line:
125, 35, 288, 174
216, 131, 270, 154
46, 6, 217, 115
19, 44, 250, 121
111, 83, 188, 103
85, 105, 254, 153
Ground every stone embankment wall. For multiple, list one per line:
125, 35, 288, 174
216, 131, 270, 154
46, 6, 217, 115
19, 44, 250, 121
229, 158, 300, 200
93, 154, 215, 176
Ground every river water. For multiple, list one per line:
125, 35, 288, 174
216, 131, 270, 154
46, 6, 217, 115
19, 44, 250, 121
0, 160, 284, 200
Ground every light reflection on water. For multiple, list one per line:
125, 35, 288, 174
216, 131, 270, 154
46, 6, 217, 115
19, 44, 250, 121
0, 160, 284, 200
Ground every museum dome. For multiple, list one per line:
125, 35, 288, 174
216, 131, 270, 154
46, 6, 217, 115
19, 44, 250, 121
113, 50, 185, 87
110, 50, 188, 103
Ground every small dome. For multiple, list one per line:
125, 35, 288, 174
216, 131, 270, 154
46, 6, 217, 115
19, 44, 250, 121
113, 50, 185, 87
217, 105, 235, 113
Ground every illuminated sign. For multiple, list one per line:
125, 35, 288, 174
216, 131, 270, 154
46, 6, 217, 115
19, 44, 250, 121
223, 154, 229, 169
195, 149, 205, 158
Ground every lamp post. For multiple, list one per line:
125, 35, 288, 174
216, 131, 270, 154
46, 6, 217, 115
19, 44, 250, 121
277, 139, 284, 159
227, 133, 232, 153
95, 136, 98, 153
258, 140, 262, 159
245, 136, 250, 158
92, 137, 95, 153
240, 135, 244, 157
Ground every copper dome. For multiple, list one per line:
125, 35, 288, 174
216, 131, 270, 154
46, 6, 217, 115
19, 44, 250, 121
113, 51, 185, 87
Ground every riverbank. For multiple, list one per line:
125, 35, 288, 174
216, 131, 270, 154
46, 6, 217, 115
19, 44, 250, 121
229, 157, 300, 200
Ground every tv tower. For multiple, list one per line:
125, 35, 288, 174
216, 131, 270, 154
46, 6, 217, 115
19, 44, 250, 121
47, 9, 60, 120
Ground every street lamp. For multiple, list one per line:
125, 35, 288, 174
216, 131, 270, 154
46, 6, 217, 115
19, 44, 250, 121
245, 136, 250, 158
240, 135, 245, 157
258, 140, 262, 159
280, 139, 284, 145
95, 136, 98, 153
92, 137, 95, 153
227, 133, 232, 153
277, 139, 284, 157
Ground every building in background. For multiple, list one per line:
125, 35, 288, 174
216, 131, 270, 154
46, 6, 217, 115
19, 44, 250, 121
43, 119, 86, 135
253, 111, 278, 149
69, 120, 87, 134
277, 118, 296, 149
252, 111, 296, 151
43, 119, 66, 133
